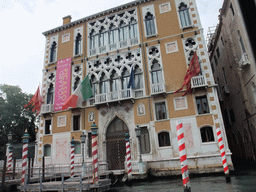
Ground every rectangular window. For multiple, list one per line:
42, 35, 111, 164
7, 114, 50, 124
230, 3, 235, 16
216, 47, 220, 58
158, 132, 171, 147
211, 62, 215, 73
214, 55, 218, 66
73, 115, 80, 131
196, 95, 210, 114
222, 67, 228, 84
221, 37, 224, 45
155, 102, 167, 120
140, 127, 151, 154
45, 119, 52, 135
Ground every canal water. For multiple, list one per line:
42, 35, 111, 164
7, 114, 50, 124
110, 170, 256, 192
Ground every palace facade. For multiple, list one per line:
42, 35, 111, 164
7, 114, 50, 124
36, 0, 233, 177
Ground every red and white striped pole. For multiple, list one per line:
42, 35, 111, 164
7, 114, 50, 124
176, 120, 191, 192
125, 133, 132, 178
91, 122, 98, 184
216, 127, 231, 182
21, 129, 30, 185
70, 137, 75, 178
7, 145, 13, 172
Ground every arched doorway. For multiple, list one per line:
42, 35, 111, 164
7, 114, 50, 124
106, 117, 128, 170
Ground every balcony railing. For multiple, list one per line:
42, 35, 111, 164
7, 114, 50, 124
191, 75, 208, 89
94, 88, 133, 104
151, 83, 166, 95
89, 37, 139, 56
41, 104, 54, 114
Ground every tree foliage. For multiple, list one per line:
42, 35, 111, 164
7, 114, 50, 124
0, 84, 37, 159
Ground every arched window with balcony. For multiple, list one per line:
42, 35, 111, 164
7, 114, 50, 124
75, 33, 82, 55
119, 21, 128, 42
145, 12, 156, 36
110, 70, 119, 100
99, 73, 108, 102
109, 24, 118, 50
178, 2, 192, 28
151, 60, 163, 85
130, 18, 138, 40
99, 27, 108, 53
134, 65, 143, 97
91, 75, 98, 96
89, 29, 98, 55
121, 68, 130, 98
50, 41, 57, 63
47, 83, 54, 104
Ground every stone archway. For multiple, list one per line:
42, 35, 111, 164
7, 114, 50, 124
106, 117, 128, 170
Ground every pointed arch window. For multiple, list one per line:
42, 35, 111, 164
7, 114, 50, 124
178, 3, 192, 28
47, 83, 54, 104
99, 27, 108, 47
109, 24, 118, 45
121, 68, 130, 90
75, 33, 82, 55
145, 12, 156, 36
130, 18, 138, 39
91, 75, 98, 96
50, 41, 57, 63
89, 30, 98, 55
100, 73, 108, 94
110, 70, 119, 100
151, 60, 163, 85
134, 66, 143, 89
119, 21, 129, 42
73, 77, 80, 91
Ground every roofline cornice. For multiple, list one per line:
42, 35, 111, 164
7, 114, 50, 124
42, 0, 154, 36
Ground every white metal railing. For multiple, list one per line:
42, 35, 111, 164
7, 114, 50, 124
95, 93, 108, 104
89, 37, 139, 56
94, 89, 133, 104
151, 83, 166, 95
191, 75, 208, 88
135, 89, 143, 98
41, 104, 54, 113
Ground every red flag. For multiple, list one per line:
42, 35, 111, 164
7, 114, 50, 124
174, 51, 200, 96
24, 86, 43, 114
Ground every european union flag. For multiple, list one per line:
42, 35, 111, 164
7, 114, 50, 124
127, 67, 135, 89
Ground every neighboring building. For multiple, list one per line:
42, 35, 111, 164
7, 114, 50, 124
36, 0, 233, 177
208, 0, 256, 168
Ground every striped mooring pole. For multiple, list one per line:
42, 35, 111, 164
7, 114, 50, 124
70, 137, 75, 178
91, 122, 98, 184
176, 120, 191, 192
7, 145, 13, 172
21, 129, 30, 185
216, 127, 231, 182
125, 133, 132, 178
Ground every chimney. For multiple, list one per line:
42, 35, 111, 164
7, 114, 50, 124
63, 15, 72, 25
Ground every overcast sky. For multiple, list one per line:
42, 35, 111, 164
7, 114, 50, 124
0, 0, 223, 95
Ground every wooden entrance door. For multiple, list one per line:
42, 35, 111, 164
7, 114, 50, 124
106, 117, 128, 170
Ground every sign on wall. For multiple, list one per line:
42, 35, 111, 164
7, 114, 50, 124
54, 57, 71, 111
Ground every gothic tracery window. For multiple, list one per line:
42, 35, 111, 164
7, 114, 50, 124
178, 2, 192, 28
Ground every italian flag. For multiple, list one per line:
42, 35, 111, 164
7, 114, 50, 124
62, 75, 92, 110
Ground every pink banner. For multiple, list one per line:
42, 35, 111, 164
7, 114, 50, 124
54, 57, 71, 111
